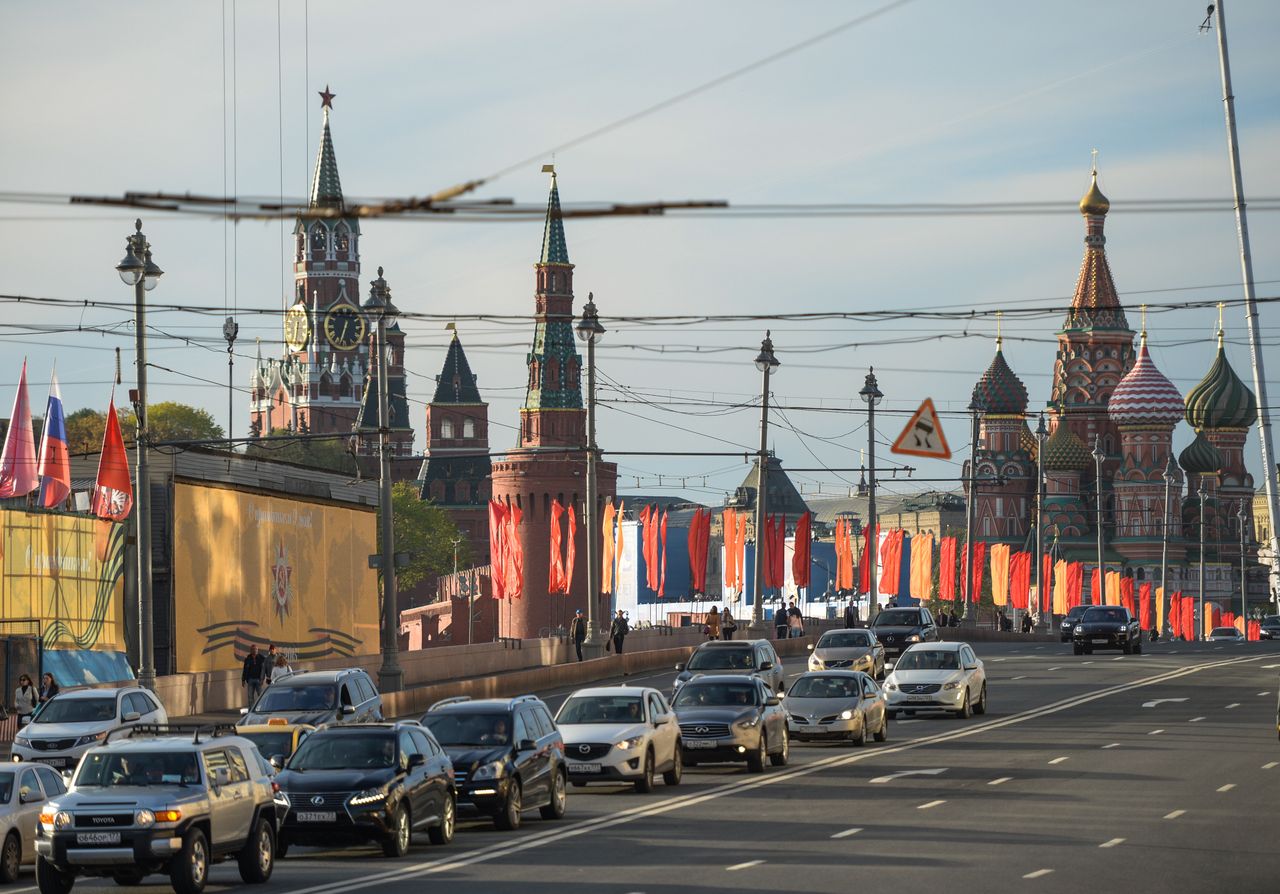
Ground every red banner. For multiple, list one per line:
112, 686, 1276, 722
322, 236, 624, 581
1120, 577, 1134, 615
565, 503, 577, 594
792, 512, 812, 589
1042, 553, 1053, 614
548, 500, 567, 594
488, 500, 509, 599
1066, 562, 1083, 608
879, 529, 904, 596
1009, 551, 1031, 610
1138, 582, 1152, 629
939, 536, 957, 601
961, 541, 986, 603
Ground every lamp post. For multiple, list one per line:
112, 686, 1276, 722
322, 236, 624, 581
575, 293, 606, 647
751, 332, 780, 630
1238, 499, 1248, 636
1198, 487, 1208, 642
859, 370, 883, 616
365, 268, 403, 692
1160, 455, 1175, 639
1034, 413, 1047, 627
961, 397, 981, 621
1091, 435, 1106, 606
116, 220, 163, 689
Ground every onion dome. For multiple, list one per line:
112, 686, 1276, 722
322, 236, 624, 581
1019, 420, 1038, 460
1108, 339, 1183, 426
1178, 429, 1223, 476
1185, 331, 1258, 429
1079, 171, 1109, 216
972, 341, 1029, 414
1043, 423, 1090, 472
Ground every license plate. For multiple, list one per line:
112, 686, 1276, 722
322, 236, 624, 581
567, 762, 602, 774
75, 832, 120, 845
295, 811, 336, 823
36, 757, 68, 769
685, 739, 717, 749
907, 696, 931, 702
1092, 638, 1109, 644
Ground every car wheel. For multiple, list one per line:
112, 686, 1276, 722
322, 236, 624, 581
873, 712, 889, 742
770, 729, 789, 767
746, 733, 767, 773
37, 857, 74, 894
170, 828, 210, 894
428, 793, 455, 845
495, 781, 523, 831
634, 749, 656, 794
113, 870, 146, 886
663, 745, 683, 786
380, 804, 411, 858
973, 684, 987, 716
1, 832, 20, 884
540, 770, 567, 820
850, 714, 867, 747
237, 816, 275, 884
956, 690, 972, 720
1134, 641, 1142, 655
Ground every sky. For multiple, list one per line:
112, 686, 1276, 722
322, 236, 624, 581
2, 0, 1279, 510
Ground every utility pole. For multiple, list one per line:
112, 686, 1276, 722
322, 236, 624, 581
859, 371, 883, 616
575, 294, 606, 648
1199, 488, 1208, 642
223, 316, 238, 449
451, 535, 467, 644
1035, 413, 1047, 627
1160, 455, 1175, 638
1092, 436, 1106, 606
962, 397, 981, 621
751, 333, 779, 631
1238, 499, 1248, 635
1208, 0, 1280, 605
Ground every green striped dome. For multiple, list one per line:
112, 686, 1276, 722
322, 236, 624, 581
1178, 429, 1222, 476
1043, 423, 1090, 471
1185, 339, 1257, 430
972, 344, 1028, 415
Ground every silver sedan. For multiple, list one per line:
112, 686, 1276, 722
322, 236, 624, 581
783, 671, 888, 746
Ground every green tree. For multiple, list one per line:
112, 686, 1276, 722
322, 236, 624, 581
385, 481, 468, 594
245, 428, 358, 475
63, 402, 223, 451
65, 408, 108, 454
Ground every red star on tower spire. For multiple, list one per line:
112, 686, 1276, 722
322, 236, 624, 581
319, 85, 336, 110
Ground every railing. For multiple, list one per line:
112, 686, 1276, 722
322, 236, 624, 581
0, 713, 17, 745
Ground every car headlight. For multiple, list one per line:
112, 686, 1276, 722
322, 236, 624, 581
733, 715, 761, 730
135, 809, 156, 828
885, 682, 898, 692
839, 709, 854, 720
473, 761, 505, 781
906, 634, 922, 643
616, 736, 646, 751
349, 788, 388, 806
942, 681, 962, 690
53, 811, 73, 831
1115, 627, 1128, 635
13, 735, 30, 748
74, 731, 108, 748
809, 657, 822, 669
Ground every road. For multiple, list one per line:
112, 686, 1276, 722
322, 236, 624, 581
18, 640, 1280, 894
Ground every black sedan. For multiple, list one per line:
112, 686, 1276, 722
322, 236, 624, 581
276, 722, 455, 857
1072, 606, 1142, 655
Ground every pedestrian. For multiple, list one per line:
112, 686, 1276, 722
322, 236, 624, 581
886, 595, 898, 609
269, 653, 292, 684
774, 604, 788, 640
569, 609, 587, 661
938, 608, 950, 628
261, 644, 278, 687
721, 606, 737, 641
1021, 613, 1034, 634
787, 601, 805, 638
12, 673, 37, 727
241, 644, 266, 708
705, 606, 721, 641
39, 673, 60, 705
844, 600, 859, 629
609, 609, 629, 657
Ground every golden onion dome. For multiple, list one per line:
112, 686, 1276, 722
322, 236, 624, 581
1079, 171, 1110, 216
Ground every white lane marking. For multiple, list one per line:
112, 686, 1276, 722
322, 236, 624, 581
870, 768, 948, 784
1261, 663, 1280, 669
1217, 784, 1236, 792
1225, 703, 1240, 709
831, 827, 863, 839
1164, 810, 1186, 819
1049, 756, 1070, 764
1262, 761, 1278, 770
1047, 666, 1063, 671
1102, 743, 1121, 749
991, 658, 1008, 662
1099, 838, 1125, 848
1257, 691, 1270, 696
918, 799, 946, 810
1142, 698, 1188, 708
1112, 656, 1125, 661
275, 654, 1265, 894
1149, 729, 1164, 735
1024, 869, 1055, 879
1189, 716, 1206, 722
1081, 661, 1094, 665
989, 776, 1013, 786
1012, 675, 1028, 680
726, 860, 764, 871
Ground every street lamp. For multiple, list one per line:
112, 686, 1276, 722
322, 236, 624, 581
116, 220, 162, 690
575, 293, 606, 648
1091, 435, 1106, 606
1034, 413, 1048, 627
961, 396, 982, 621
859, 370, 883, 616
751, 332, 780, 630
1198, 487, 1208, 642
364, 267, 403, 692
1238, 499, 1248, 637
1160, 455, 1175, 639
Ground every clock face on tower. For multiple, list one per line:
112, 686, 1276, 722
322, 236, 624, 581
324, 304, 367, 350
284, 303, 310, 352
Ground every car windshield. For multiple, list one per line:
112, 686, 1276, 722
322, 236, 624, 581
874, 610, 923, 627
1211, 627, 1239, 637
76, 751, 200, 787
422, 713, 512, 747
1083, 608, 1127, 623
788, 676, 862, 699
240, 732, 295, 760
894, 650, 960, 671
33, 697, 116, 724
1065, 607, 1090, 620
673, 682, 759, 708
818, 632, 871, 649
0, 772, 13, 802
688, 648, 755, 670
254, 685, 335, 713
288, 733, 395, 770
557, 696, 644, 725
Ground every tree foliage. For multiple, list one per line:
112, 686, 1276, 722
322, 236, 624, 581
385, 481, 468, 593
63, 402, 223, 453
245, 428, 358, 475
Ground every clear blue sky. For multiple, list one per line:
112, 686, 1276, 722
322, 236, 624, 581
2, 0, 1278, 506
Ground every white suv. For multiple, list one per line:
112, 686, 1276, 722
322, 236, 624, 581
554, 687, 683, 792
13, 688, 167, 772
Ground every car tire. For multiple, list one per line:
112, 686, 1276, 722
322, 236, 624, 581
769, 729, 789, 767
851, 716, 867, 747
973, 684, 987, 716
170, 828, 210, 894
956, 690, 972, 720
380, 804, 411, 858
237, 816, 274, 884
746, 733, 767, 773
428, 793, 455, 845
36, 857, 74, 894
1134, 641, 1142, 655
113, 870, 146, 886
634, 749, 655, 793
1, 832, 20, 884
540, 770, 567, 820
873, 714, 889, 743
495, 781, 522, 831
663, 746, 683, 786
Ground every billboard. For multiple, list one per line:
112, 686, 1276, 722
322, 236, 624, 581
172, 482, 379, 673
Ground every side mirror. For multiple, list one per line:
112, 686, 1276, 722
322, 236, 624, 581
407, 753, 426, 770
19, 787, 38, 804
213, 767, 232, 788
759, 661, 773, 671
765, 696, 781, 707
239, 707, 249, 716
964, 664, 978, 671
340, 705, 357, 716
884, 663, 895, 673
674, 663, 686, 672
517, 738, 537, 753
806, 643, 815, 651
122, 711, 141, 723
268, 755, 284, 771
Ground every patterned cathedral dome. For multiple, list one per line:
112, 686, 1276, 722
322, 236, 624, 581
1108, 341, 1183, 426
1185, 333, 1257, 430
972, 342, 1029, 415
1043, 422, 1090, 471
1178, 429, 1223, 475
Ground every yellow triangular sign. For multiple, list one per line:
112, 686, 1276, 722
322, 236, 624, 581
891, 398, 951, 460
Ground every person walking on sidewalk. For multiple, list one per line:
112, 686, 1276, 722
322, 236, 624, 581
774, 604, 788, 640
721, 606, 737, 641
38, 673, 59, 705
241, 645, 266, 708
609, 610, 629, 656
844, 600, 859, 629
569, 609, 587, 661
269, 653, 293, 684
261, 644, 278, 688
12, 674, 37, 727
704, 606, 721, 641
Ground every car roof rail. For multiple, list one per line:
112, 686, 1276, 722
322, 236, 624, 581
509, 694, 540, 706
110, 723, 239, 744
427, 696, 471, 713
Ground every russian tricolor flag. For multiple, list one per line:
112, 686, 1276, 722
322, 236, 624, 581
37, 370, 71, 508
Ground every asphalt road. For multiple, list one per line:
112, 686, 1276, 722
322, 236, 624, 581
17, 640, 1280, 894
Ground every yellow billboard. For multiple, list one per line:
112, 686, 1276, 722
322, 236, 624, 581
0, 510, 127, 654
172, 482, 379, 673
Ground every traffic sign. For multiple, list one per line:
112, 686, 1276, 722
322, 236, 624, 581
891, 398, 951, 459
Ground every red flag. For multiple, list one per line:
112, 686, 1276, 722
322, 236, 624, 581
488, 501, 509, 599
504, 505, 524, 598
658, 509, 668, 598
0, 359, 38, 498
1120, 577, 1135, 615
564, 503, 577, 593
834, 519, 851, 591
938, 536, 957, 601
1168, 592, 1180, 636
963, 541, 986, 603
1066, 562, 1083, 608
1041, 553, 1053, 614
639, 505, 660, 592
1181, 594, 1195, 640
1009, 551, 1031, 610
92, 393, 134, 521
688, 508, 708, 594
735, 512, 747, 592
1139, 582, 1152, 629
1090, 568, 1102, 605
792, 512, 811, 589
548, 500, 566, 594
879, 530, 904, 595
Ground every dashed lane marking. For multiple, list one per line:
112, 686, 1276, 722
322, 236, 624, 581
870, 768, 947, 784
1262, 762, 1277, 770
1081, 661, 1094, 665
1049, 756, 1070, 765
1112, 656, 1125, 661
1012, 675, 1028, 680
1225, 703, 1240, 709
917, 800, 946, 810
989, 777, 1013, 786
1149, 729, 1164, 735
1102, 743, 1121, 749
726, 860, 764, 871
1164, 810, 1186, 819
1047, 666, 1063, 671
831, 827, 863, 839
1217, 784, 1236, 792
1099, 838, 1125, 848
1260, 663, 1280, 669
1257, 691, 1270, 696
1189, 716, 1206, 722
1023, 869, 1055, 879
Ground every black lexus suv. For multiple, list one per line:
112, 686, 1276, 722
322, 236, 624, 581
275, 722, 455, 858
420, 695, 567, 832
1072, 606, 1142, 655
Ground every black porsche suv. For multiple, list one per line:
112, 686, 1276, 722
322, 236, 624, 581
420, 695, 567, 832
1072, 606, 1142, 655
